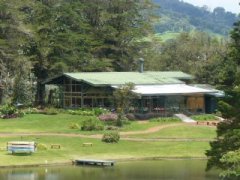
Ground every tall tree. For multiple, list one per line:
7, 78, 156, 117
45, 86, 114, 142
85, 0, 154, 71
147, 31, 230, 85
206, 20, 240, 179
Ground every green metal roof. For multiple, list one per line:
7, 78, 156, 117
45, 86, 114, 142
144, 71, 193, 79
44, 71, 193, 86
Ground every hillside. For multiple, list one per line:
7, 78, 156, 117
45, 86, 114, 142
153, 0, 238, 36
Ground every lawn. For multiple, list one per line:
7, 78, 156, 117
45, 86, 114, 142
0, 136, 210, 166
0, 114, 175, 134
0, 114, 216, 166
127, 125, 217, 139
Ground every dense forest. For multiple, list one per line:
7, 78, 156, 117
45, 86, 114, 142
153, 0, 238, 36
0, 0, 155, 104
0, 0, 238, 104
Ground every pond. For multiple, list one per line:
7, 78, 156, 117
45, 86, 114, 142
0, 160, 219, 180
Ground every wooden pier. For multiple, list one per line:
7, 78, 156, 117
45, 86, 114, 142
74, 159, 115, 166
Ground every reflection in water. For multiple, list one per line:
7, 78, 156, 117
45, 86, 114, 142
0, 160, 219, 180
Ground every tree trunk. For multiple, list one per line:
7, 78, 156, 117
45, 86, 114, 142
35, 82, 45, 107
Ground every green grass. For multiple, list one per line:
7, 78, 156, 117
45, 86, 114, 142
191, 114, 218, 121
120, 121, 173, 132
0, 114, 173, 134
127, 125, 217, 139
0, 114, 90, 133
0, 114, 216, 166
0, 136, 210, 166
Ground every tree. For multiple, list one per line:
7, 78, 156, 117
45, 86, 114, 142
113, 83, 137, 126
0, 0, 155, 106
12, 58, 34, 106
147, 31, 229, 85
206, 20, 240, 179
86, 0, 155, 71
220, 149, 240, 179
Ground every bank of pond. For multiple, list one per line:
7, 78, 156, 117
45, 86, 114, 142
0, 160, 219, 180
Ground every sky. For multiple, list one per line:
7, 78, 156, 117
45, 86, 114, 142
183, 0, 240, 14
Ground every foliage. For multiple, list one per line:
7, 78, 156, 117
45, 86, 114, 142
67, 108, 109, 116
0, 0, 154, 105
67, 109, 95, 116
105, 126, 119, 131
191, 114, 218, 121
153, 0, 237, 36
113, 83, 137, 126
81, 118, 104, 131
24, 108, 41, 114
0, 105, 17, 116
12, 59, 35, 106
98, 113, 118, 121
92, 108, 109, 116
43, 108, 58, 115
206, 18, 240, 178
217, 101, 234, 118
146, 31, 230, 86
0, 104, 25, 119
102, 131, 120, 143
36, 143, 47, 151
219, 149, 240, 179
69, 123, 80, 130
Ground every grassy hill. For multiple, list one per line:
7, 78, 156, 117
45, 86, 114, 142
153, 0, 238, 36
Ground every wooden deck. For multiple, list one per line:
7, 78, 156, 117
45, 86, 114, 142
74, 159, 115, 166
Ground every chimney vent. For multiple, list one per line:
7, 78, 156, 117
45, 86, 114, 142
138, 58, 144, 73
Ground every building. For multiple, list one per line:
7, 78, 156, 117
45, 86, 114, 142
43, 71, 223, 116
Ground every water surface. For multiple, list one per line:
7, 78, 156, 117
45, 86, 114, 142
0, 160, 219, 180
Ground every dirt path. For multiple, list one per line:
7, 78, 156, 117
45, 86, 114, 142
120, 123, 187, 136
0, 122, 214, 142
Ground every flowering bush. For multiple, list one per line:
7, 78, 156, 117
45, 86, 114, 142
67, 109, 95, 116
0, 104, 24, 119
98, 113, 118, 121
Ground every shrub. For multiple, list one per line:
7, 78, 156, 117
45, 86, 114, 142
44, 108, 58, 115
150, 117, 181, 122
69, 123, 80, 129
92, 108, 109, 116
24, 108, 41, 114
81, 118, 104, 131
105, 126, 119, 131
102, 131, 120, 143
0, 104, 17, 116
17, 111, 25, 118
67, 109, 95, 116
191, 114, 217, 121
126, 113, 136, 120
36, 143, 47, 150
0, 104, 24, 119
98, 113, 118, 121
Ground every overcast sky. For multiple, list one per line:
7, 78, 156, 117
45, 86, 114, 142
183, 0, 240, 14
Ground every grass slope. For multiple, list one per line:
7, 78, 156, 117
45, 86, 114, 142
0, 136, 210, 166
0, 114, 216, 166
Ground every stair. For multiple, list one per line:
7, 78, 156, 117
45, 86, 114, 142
174, 114, 196, 123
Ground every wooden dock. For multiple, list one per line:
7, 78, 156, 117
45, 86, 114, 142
74, 159, 115, 166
